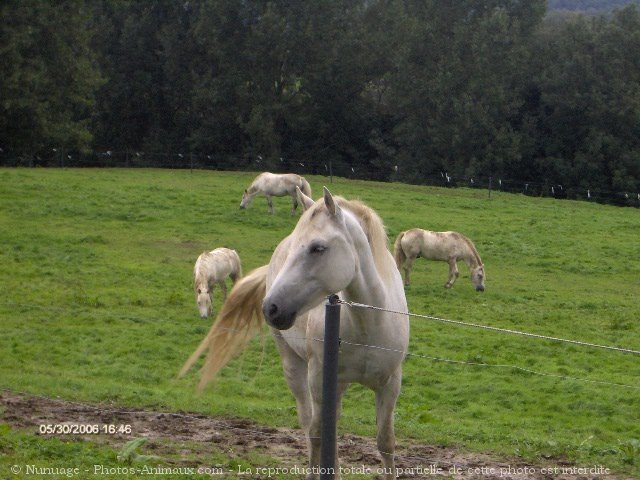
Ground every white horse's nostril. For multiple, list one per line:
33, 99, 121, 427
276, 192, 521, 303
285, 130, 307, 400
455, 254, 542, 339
265, 303, 278, 319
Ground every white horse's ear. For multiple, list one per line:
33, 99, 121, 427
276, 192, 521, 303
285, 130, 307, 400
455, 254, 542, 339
296, 186, 315, 211
323, 186, 339, 216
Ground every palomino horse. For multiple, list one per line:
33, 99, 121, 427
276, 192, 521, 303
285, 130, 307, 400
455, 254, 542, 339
193, 248, 242, 318
240, 172, 312, 215
394, 228, 485, 291
181, 187, 409, 480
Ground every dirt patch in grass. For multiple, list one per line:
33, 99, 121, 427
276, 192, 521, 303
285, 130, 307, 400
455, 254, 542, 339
0, 391, 616, 479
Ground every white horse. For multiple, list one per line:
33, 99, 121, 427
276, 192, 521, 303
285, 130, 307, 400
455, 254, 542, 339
240, 172, 312, 215
394, 228, 485, 291
193, 248, 242, 318
181, 187, 409, 480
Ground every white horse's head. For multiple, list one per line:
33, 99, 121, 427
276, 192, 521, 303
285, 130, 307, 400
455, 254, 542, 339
262, 188, 358, 330
240, 189, 253, 209
195, 286, 212, 318
471, 264, 485, 292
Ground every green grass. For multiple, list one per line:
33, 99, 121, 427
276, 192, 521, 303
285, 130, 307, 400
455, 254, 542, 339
1, 168, 639, 476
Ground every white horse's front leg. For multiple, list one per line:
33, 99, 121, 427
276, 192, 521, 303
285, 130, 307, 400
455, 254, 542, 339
375, 370, 402, 479
445, 257, 459, 288
273, 334, 313, 432
206, 283, 215, 316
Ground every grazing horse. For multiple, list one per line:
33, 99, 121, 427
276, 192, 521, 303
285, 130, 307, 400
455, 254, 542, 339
181, 187, 409, 480
394, 228, 485, 291
240, 172, 312, 215
193, 248, 242, 318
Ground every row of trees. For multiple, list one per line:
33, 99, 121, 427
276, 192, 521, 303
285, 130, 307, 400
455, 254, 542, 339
2, 1, 640, 198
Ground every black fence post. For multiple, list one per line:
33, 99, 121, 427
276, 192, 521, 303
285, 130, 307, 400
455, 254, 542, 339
320, 294, 341, 480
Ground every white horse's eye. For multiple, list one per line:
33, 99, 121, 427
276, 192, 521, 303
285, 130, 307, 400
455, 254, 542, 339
309, 244, 327, 255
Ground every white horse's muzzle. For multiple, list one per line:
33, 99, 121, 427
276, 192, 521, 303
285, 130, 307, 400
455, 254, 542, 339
262, 296, 296, 330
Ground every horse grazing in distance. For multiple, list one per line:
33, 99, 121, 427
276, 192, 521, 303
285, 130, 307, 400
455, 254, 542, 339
181, 187, 409, 480
193, 248, 242, 318
394, 228, 485, 291
240, 172, 312, 215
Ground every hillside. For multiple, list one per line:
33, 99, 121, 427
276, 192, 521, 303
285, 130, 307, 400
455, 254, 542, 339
548, 0, 640, 14
1, 168, 639, 477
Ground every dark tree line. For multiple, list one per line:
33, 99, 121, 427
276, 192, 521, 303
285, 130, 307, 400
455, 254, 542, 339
2, 0, 640, 200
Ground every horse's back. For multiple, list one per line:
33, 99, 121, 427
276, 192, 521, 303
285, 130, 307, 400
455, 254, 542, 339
418, 229, 471, 260
253, 172, 302, 196
250, 172, 276, 190
196, 248, 240, 282
281, 173, 306, 194
213, 247, 240, 273
216, 247, 240, 264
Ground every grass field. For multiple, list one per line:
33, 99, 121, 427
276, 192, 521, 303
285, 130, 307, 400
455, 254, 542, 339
1, 168, 639, 478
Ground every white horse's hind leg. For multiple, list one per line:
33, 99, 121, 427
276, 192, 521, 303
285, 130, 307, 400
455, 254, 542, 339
290, 194, 298, 215
445, 257, 459, 288
403, 255, 416, 286
218, 280, 228, 302
375, 370, 401, 479
266, 195, 274, 214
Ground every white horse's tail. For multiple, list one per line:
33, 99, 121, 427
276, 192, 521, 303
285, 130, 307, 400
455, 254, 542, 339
300, 177, 312, 198
179, 265, 268, 391
230, 249, 243, 282
234, 260, 243, 282
393, 231, 407, 270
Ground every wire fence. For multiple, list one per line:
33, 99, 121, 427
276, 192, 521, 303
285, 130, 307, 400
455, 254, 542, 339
337, 299, 640, 357
3, 300, 639, 391
2, 147, 639, 208
2, 299, 638, 474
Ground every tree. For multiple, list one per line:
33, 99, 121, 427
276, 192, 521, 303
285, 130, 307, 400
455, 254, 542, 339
91, 1, 196, 156
523, 5, 640, 194
0, 0, 102, 163
387, 0, 546, 183
189, 0, 393, 172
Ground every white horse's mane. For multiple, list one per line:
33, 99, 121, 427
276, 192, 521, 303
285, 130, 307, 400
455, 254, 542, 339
452, 232, 483, 266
